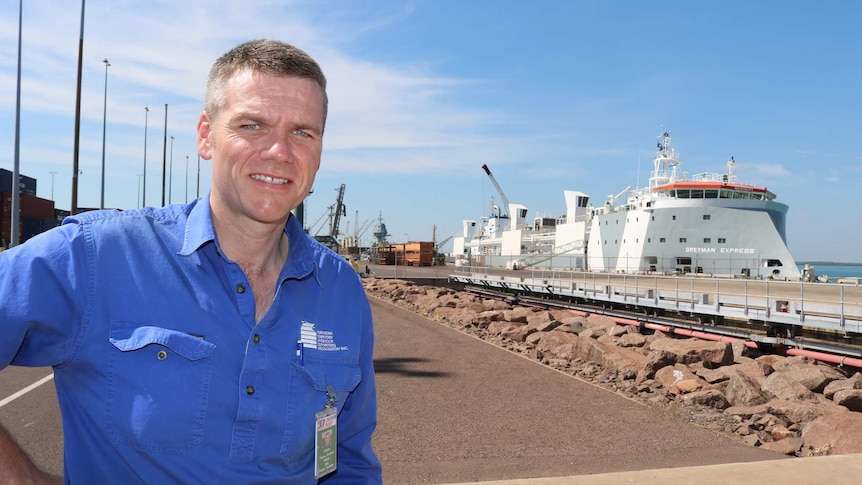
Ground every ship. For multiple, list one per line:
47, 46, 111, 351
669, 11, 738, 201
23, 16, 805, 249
453, 130, 801, 280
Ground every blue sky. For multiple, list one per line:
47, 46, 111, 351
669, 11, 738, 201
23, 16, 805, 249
0, 1, 859, 261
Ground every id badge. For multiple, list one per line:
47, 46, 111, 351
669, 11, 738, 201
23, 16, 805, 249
314, 406, 337, 478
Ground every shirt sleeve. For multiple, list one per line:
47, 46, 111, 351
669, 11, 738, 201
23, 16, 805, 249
322, 292, 383, 484
0, 222, 89, 368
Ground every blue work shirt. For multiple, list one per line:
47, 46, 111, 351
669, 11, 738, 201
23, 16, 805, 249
0, 197, 381, 484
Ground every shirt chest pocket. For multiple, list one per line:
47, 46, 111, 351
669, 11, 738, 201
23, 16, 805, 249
280, 358, 361, 466
107, 323, 216, 454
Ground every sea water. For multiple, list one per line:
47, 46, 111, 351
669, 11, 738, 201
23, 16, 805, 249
797, 263, 862, 283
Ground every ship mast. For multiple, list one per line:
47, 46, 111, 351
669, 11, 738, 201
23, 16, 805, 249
649, 130, 680, 190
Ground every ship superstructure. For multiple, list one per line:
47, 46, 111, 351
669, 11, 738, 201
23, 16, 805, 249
453, 131, 800, 279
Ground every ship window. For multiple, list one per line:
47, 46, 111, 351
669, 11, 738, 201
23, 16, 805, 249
703, 214, 711, 220
679, 237, 687, 243
651, 216, 655, 221
676, 257, 692, 265
672, 215, 676, 221
614, 240, 618, 244
765, 259, 783, 267
604, 240, 607, 245
718, 238, 726, 244
676, 189, 689, 198
705, 190, 718, 198
647, 238, 651, 243
704, 238, 711, 243
660, 238, 666, 243
691, 190, 704, 199
616, 220, 619, 224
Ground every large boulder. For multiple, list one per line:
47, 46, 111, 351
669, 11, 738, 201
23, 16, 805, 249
802, 409, 862, 455
648, 337, 734, 368
724, 370, 771, 407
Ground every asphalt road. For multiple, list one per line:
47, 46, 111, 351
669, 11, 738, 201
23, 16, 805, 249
0, 293, 785, 483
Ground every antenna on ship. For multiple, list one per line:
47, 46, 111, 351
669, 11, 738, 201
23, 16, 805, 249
727, 156, 736, 183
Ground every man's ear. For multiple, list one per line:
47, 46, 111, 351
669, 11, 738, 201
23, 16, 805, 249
196, 111, 214, 160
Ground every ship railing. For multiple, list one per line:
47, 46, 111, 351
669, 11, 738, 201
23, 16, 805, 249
449, 266, 862, 337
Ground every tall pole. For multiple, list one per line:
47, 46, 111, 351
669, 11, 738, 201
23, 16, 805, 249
11, 0, 23, 247
100, 58, 110, 209
168, 135, 173, 204
142, 107, 149, 207
196, 154, 201, 198
50, 171, 57, 200
161, 104, 168, 207
185, 155, 189, 203
136, 174, 143, 209
71, 0, 86, 215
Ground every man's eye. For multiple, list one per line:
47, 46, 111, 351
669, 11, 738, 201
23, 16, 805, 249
241, 124, 260, 130
292, 129, 310, 137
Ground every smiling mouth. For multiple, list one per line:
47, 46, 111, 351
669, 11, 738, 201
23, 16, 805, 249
251, 174, 289, 185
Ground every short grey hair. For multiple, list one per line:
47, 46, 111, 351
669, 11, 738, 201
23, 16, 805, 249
204, 39, 328, 126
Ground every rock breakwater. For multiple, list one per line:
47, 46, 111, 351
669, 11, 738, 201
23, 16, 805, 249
364, 278, 862, 457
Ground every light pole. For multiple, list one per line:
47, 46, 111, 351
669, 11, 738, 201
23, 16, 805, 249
136, 174, 143, 209
142, 106, 149, 207
185, 155, 189, 203
196, 154, 201, 198
100, 58, 110, 209
161, 103, 168, 206
168, 135, 173, 204
49, 171, 57, 200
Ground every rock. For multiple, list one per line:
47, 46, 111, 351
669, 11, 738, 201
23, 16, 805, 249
503, 307, 535, 323
762, 371, 816, 401
725, 370, 770, 407
618, 333, 647, 348
576, 337, 649, 379
833, 389, 862, 412
648, 337, 734, 368
655, 365, 707, 395
823, 372, 862, 399
771, 426, 794, 440
765, 400, 833, 425
760, 437, 803, 455
801, 409, 862, 455
680, 389, 730, 410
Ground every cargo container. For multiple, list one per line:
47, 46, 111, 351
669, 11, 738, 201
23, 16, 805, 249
0, 169, 37, 196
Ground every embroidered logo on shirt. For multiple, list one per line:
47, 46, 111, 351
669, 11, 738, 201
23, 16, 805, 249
299, 321, 348, 351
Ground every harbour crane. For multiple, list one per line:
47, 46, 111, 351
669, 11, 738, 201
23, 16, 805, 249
310, 184, 347, 251
481, 164, 511, 218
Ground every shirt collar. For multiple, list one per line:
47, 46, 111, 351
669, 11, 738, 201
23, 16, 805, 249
179, 195, 320, 286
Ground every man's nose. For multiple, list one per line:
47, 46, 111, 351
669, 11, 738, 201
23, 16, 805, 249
262, 132, 295, 162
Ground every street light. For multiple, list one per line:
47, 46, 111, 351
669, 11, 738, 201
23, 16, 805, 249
168, 135, 173, 204
49, 170, 57, 200
143, 106, 149, 207
136, 174, 143, 209
196, 154, 201, 198
184, 155, 189, 203
100, 58, 110, 209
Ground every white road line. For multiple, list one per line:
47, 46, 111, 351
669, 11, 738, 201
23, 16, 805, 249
0, 374, 54, 409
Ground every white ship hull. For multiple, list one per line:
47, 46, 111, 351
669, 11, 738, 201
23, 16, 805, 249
454, 131, 801, 280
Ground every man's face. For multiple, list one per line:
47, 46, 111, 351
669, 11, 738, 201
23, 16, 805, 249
197, 70, 325, 227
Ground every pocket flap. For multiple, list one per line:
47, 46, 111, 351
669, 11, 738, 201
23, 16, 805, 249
110, 324, 215, 361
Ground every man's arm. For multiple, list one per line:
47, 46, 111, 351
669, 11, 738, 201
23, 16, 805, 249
0, 423, 61, 484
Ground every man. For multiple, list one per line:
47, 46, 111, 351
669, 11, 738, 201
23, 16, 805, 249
0, 39, 381, 483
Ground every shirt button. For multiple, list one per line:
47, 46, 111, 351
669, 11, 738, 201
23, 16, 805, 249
236, 284, 246, 294
253, 334, 260, 344
246, 385, 255, 395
